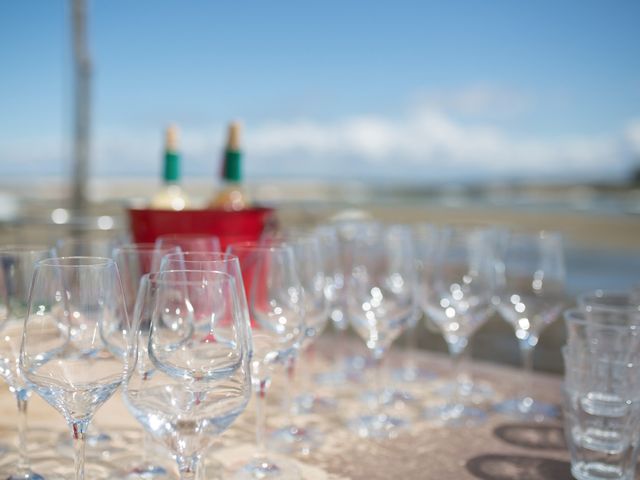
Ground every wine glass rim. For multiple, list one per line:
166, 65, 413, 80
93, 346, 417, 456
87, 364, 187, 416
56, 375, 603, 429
226, 240, 292, 253
156, 233, 220, 240
37, 256, 115, 268
0, 244, 52, 254
439, 222, 497, 232
349, 223, 414, 244
56, 236, 115, 245
505, 229, 563, 241
114, 242, 164, 252
280, 231, 318, 241
163, 251, 238, 262
148, 269, 236, 286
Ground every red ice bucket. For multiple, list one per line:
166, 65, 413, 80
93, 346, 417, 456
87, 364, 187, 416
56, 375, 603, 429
128, 206, 276, 251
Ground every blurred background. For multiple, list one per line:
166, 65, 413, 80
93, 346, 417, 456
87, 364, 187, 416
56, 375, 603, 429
1, 0, 640, 371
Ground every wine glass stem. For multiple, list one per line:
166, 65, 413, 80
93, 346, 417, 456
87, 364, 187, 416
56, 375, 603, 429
72, 420, 89, 480
141, 431, 153, 468
177, 454, 200, 479
255, 378, 269, 456
403, 319, 419, 374
447, 338, 469, 406
372, 347, 385, 415
518, 340, 535, 404
283, 356, 296, 424
15, 390, 30, 475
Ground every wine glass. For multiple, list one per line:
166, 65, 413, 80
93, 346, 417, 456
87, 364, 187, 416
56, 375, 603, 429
113, 243, 181, 478
0, 245, 53, 480
52, 239, 125, 452
268, 234, 329, 453
346, 224, 418, 438
415, 224, 496, 424
123, 270, 252, 480
494, 230, 566, 419
226, 242, 306, 480
155, 234, 221, 254
315, 221, 384, 386
20, 256, 138, 480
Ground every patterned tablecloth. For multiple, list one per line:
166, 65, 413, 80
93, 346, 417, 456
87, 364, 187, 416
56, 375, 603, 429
0, 335, 570, 479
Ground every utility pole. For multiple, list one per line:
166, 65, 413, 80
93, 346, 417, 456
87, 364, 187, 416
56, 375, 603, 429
71, 0, 91, 214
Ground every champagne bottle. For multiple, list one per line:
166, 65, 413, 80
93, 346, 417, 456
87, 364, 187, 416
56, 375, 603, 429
150, 125, 190, 210
208, 122, 250, 210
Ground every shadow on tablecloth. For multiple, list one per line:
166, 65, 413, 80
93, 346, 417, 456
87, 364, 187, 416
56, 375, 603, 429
493, 423, 566, 450
466, 454, 571, 480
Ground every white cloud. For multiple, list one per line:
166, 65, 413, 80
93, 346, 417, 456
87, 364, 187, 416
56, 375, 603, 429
413, 85, 532, 118
0, 97, 636, 183
625, 119, 640, 155
242, 106, 626, 180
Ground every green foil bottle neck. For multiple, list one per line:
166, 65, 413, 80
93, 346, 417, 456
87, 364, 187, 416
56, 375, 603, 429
223, 150, 242, 182
164, 151, 180, 182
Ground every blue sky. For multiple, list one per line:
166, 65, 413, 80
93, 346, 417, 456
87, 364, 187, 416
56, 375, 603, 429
1, 1, 640, 183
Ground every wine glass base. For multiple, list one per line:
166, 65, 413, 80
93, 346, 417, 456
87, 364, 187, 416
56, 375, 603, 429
424, 404, 487, 427
435, 380, 495, 404
361, 388, 417, 409
348, 413, 406, 439
314, 356, 369, 386
270, 425, 323, 455
121, 463, 171, 478
56, 430, 115, 459
391, 367, 437, 383
293, 393, 337, 415
313, 370, 349, 386
7, 472, 45, 480
0, 457, 118, 480
232, 454, 301, 480
494, 397, 560, 420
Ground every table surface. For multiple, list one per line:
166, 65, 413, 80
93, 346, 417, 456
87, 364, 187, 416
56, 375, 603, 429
0, 336, 572, 480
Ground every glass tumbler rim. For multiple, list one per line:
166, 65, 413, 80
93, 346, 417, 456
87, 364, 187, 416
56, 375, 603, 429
577, 289, 640, 314
563, 307, 640, 330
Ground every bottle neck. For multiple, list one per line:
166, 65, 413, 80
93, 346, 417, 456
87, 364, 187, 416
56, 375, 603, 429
164, 151, 180, 183
222, 150, 242, 183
